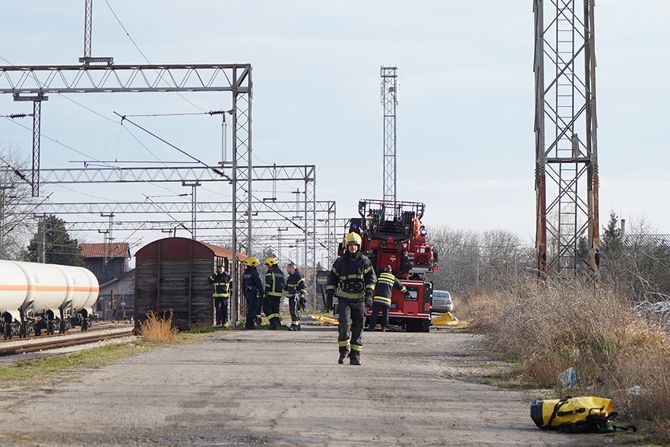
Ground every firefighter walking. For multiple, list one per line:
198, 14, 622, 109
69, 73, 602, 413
369, 265, 407, 332
285, 262, 306, 331
264, 257, 286, 330
242, 257, 264, 330
326, 232, 376, 365
209, 265, 232, 326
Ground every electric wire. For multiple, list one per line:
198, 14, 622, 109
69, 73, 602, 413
102, 0, 207, 113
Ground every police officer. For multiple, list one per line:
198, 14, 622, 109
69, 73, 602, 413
209, 265, 232, 326
369, 265, 407, 332
264, 257, 286, 330
285, 262, 306, 331
242, 257, 264, 330
326, 232, 377, 366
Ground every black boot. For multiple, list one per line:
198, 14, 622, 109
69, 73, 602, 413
338, 349, 349, 365
349, 351, 362, 366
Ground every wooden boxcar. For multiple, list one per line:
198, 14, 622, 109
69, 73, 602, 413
134, 238, 245, 331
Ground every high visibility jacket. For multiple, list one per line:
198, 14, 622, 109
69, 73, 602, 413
286, 270, 306, 296
265, 265, 285, 299
209, 272, 232, 298
373, 272, 407, 306
242, 267, 264, 298
326, 251, 376, 301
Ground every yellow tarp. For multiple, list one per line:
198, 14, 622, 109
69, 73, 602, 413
432, 312, 469, 328
310, 314, 339, 326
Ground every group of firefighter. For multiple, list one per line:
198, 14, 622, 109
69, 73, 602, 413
207, 231, 408, 366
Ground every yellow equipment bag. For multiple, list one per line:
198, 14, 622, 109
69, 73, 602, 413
531, 396, 636, 434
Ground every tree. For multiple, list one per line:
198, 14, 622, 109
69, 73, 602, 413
26, 215, 83, 266
0, 147, 33, 260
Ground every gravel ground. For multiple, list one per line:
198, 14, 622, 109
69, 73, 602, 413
0, 326, 622, 446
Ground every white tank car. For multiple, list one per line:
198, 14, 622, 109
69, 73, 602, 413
0, 260, 99, 319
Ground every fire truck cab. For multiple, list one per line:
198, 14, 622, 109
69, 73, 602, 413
339, 199, 437, 332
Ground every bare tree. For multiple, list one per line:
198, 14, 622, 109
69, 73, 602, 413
0, 147, 33, 259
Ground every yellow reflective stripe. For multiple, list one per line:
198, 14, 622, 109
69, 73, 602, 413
267, 313, 281, 319
267, 292, 283, 297
365, 284, 375, 290
331, 267, 338, 274
400, 286, 407, 293
339, 273, 364, 280
363, 265, 373, 273
297, 278, 305, 284
373, 296, 391, 303
325, 285, 336, 290
337, 291, 364, 299
351, 344, 363, 352
377, 279, 394, 285
338, 339, 350, 347
291, 320, 300, 325
379, 273, 395, 280
212, 294, 229, 298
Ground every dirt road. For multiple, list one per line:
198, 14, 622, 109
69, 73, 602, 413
0, 326, 616, 446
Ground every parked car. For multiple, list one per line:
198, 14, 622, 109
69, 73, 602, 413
432, 290, 453, 313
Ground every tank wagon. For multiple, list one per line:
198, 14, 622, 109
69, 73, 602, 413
1, 260, 100, 339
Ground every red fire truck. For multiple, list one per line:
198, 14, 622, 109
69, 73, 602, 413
339, 199, 438, 332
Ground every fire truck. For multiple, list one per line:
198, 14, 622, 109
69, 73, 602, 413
339, 199, 438, 332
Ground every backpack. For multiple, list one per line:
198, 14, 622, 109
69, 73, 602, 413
530, 396, 636, 434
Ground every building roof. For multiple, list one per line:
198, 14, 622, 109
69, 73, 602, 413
201, 242, 248, 262
80, 243, 130, 259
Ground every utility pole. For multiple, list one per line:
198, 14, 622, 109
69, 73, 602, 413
182, 181, 201, 240
534, 0, 600, 279
34, 214, 48, 263
380, 66, 398, 219
100, 212, 114, 266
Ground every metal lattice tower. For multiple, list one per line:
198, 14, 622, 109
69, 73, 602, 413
534, 0, 600, 278
83, 0, 93, 59
380, 66, 398, 218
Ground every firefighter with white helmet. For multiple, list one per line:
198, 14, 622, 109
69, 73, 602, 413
264, 256, 286, 330
242, 257, 264, 329
326, 232, 377, 365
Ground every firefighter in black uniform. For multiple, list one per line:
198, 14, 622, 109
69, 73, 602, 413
242, 257, 264, 330
369, 265, 407, 332
285, 262, 306, 331
264, 257, 286, 330
209, 265, 232, 326
326, 232, 377, 365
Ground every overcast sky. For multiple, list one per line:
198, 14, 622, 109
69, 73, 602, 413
1, 1, 669, 252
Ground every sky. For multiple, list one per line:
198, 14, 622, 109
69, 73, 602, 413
1, 0, 669, 254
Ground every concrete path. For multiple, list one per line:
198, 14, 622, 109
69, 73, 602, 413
0, 327, 617, 446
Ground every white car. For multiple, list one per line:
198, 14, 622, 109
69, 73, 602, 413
432, 290, 453, 313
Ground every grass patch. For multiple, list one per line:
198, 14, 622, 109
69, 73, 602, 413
139, 311, 177, 343
0, 342, 149, 386
465, 281, 670, 442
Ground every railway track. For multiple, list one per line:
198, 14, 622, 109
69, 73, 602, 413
0, 327, 134, 357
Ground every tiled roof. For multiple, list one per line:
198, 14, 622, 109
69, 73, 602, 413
80, 243, 130, 259
201, 242, 248, 261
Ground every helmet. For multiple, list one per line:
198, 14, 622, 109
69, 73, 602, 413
246, 257, 260, 267
344, 232, 362, 247
264, 256, 278, 267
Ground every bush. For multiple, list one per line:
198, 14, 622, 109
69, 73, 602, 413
468, 280, 670, 434
139, 311, 177, 343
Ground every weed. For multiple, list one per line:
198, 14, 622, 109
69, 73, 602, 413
139, 311, 177, 343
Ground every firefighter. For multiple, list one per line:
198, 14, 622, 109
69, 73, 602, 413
209, 265, 232, 326
326, 232, 377, 366
369, 265, 407, 332
264, 256, 286, 330
242, 257, 264, 330
285, 262, 306, 331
